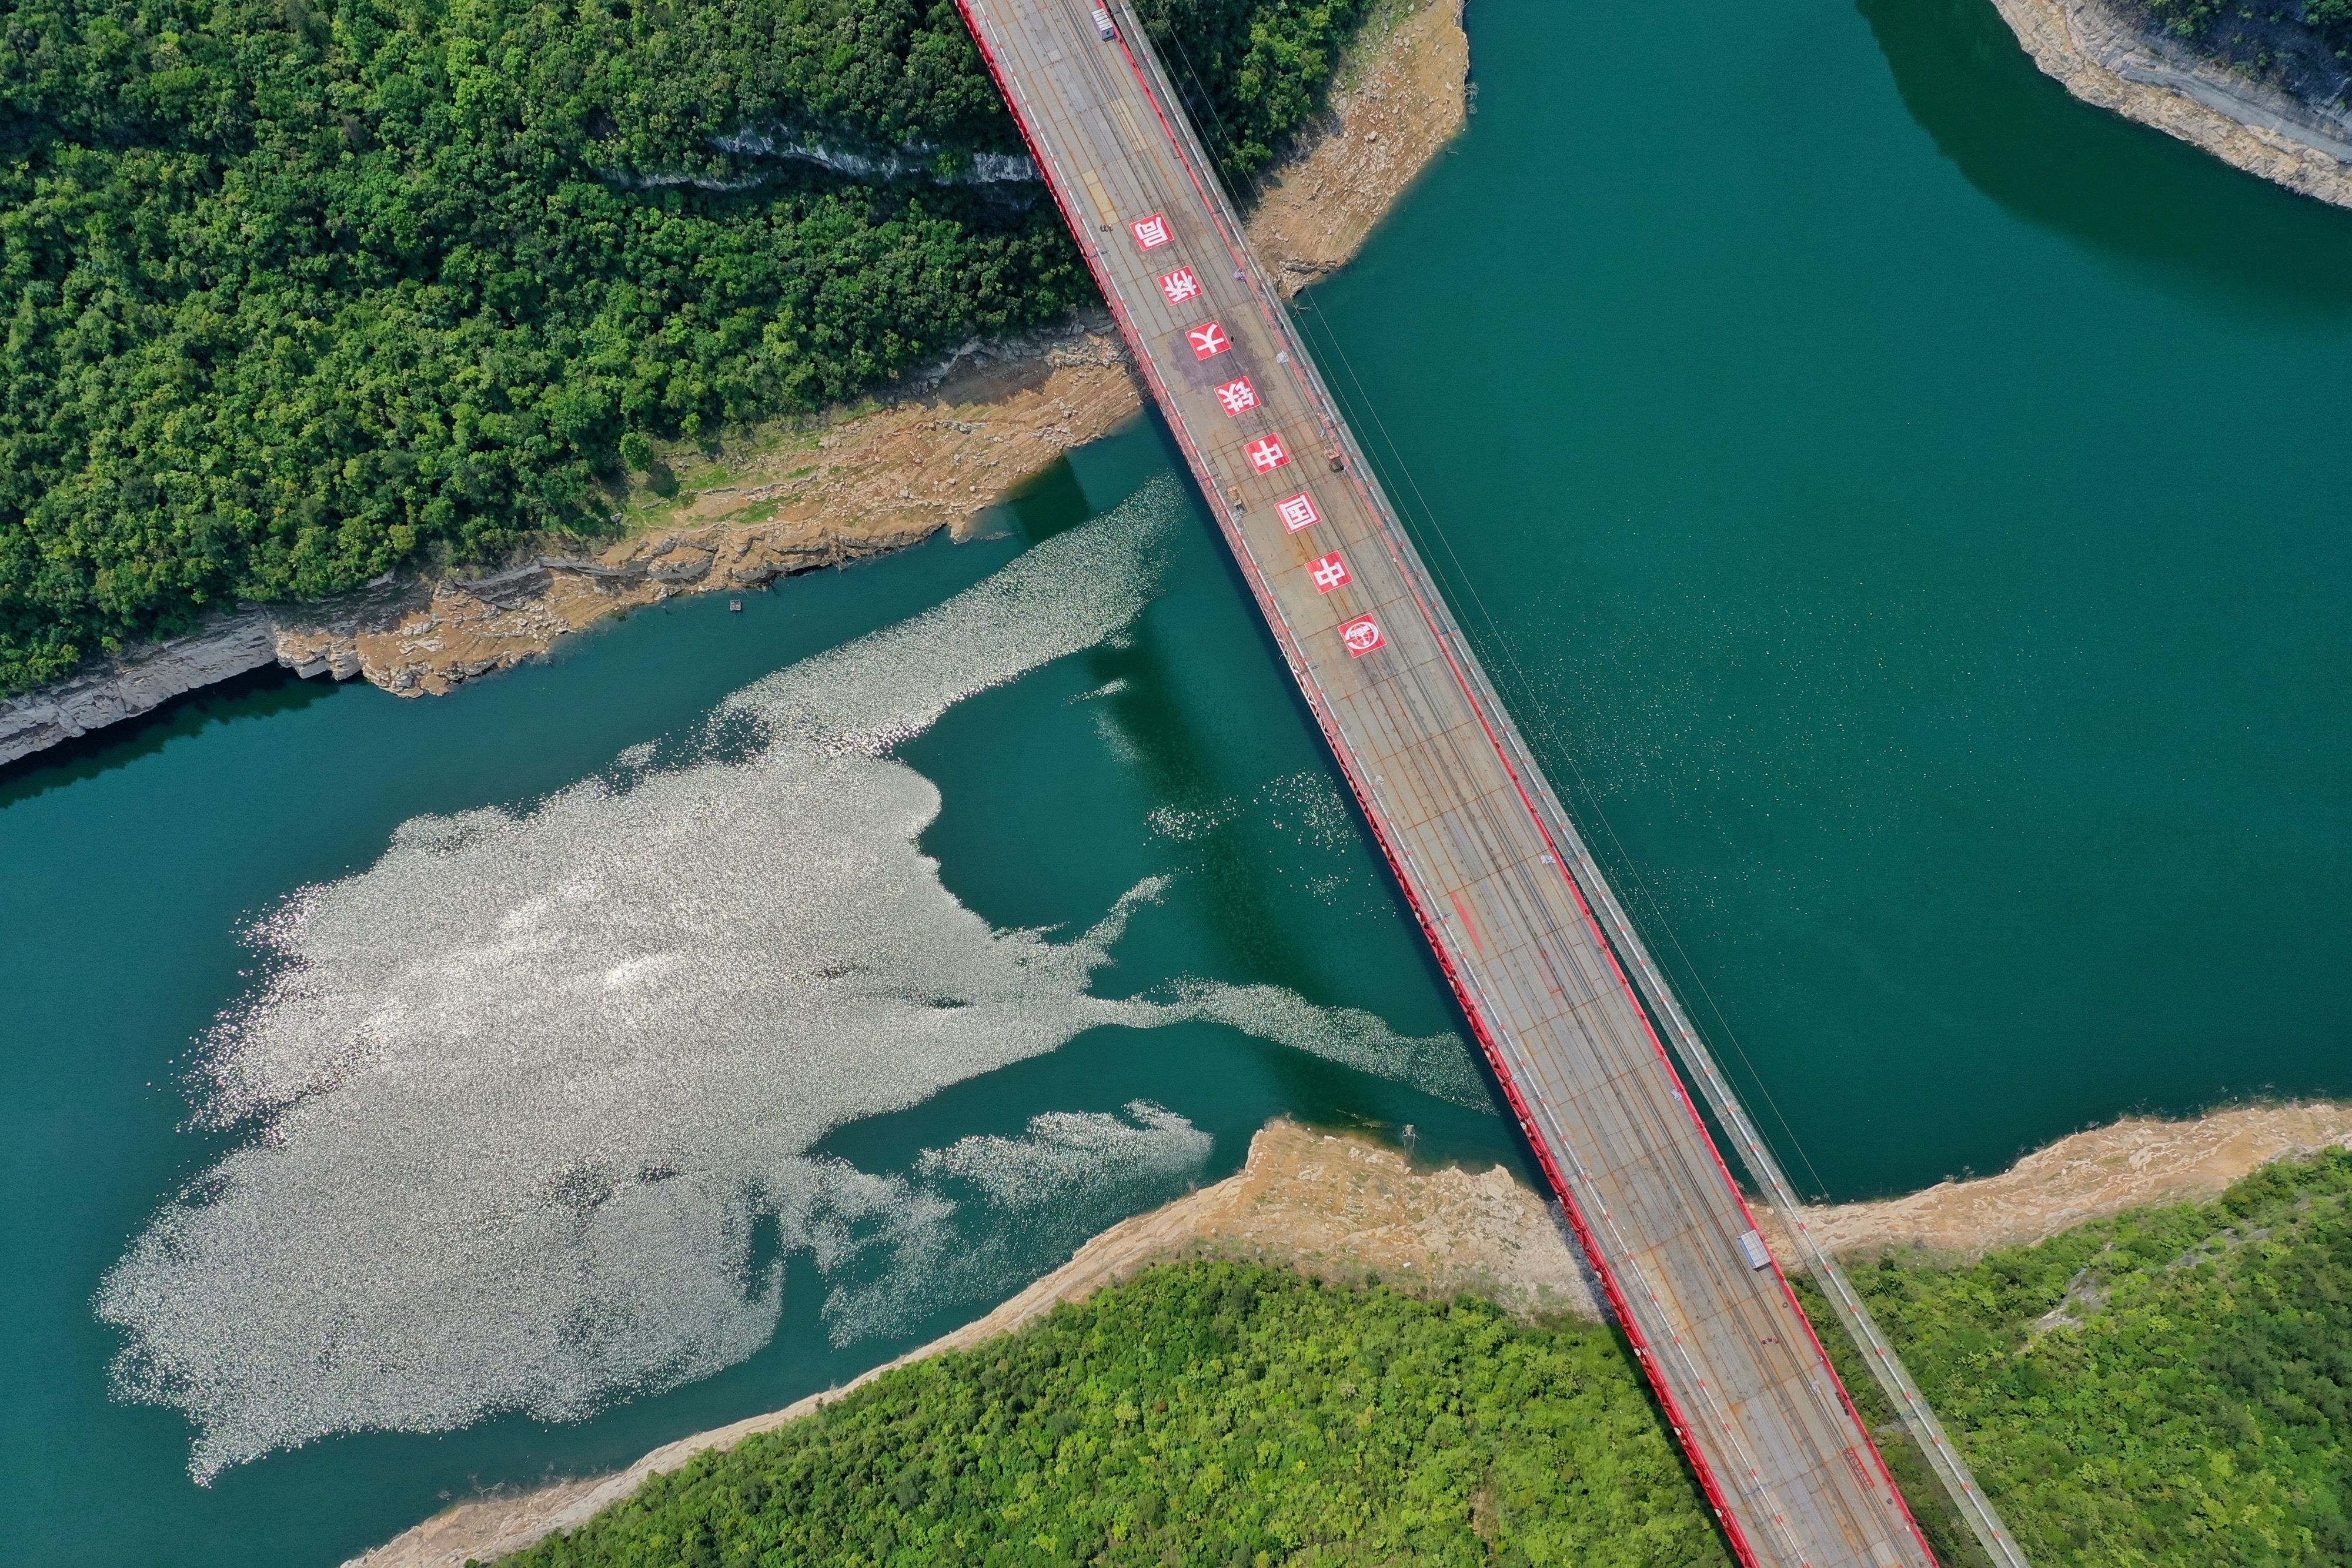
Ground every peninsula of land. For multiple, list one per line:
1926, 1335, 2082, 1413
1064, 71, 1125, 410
1992, 0, 2352, 206
355, 1098, 2352, 1568
0, 0, 1469, 771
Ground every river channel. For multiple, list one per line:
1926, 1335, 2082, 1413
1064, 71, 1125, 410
4, 0, 2348, 1561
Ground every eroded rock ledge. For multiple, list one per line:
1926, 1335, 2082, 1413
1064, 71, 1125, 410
0, 320, 1138, 768
1992, 0, 2352, 206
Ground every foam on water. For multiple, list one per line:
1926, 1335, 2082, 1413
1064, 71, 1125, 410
917, 1101, 1215, 1212
816, 1101, 1215, 1346
96, 482, 1482, 1482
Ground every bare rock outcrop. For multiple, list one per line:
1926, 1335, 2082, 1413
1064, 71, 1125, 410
0, 616, 282, 765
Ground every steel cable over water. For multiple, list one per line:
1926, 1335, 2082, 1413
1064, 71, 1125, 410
1145, 0, 1835, 1212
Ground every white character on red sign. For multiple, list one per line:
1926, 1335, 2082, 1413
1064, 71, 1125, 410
1247, 436, 1290, 474
1309, 551, 1351, 593
1159, 266, 1202, 305
1341, 616, 1385, 657
1214, 376, 1259, 416
1131, 213, 1172, 250
1276, 492, 1320, 532
1188, 322, 1230, 360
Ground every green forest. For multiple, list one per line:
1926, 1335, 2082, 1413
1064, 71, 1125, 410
500, 1149, 2352, 1567
500, 1262, 1730, 1568
1829, 1146, 2352, 1567
0, 0, 1364, 695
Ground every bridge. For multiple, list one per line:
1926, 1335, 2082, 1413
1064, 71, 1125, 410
946, 4, 2029, 1564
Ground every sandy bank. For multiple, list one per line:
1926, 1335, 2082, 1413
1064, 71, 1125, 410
1759, 1097, 2352, 1260
348, 1118, 1595, 1568
0, 1, 1471, 768
1990, 0, 2352, 207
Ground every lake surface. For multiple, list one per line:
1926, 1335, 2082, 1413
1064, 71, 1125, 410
1290, 0, 2352, 1193
4, 0, 2348, 1560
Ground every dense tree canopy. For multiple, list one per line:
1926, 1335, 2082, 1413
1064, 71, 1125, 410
501, 1262, 1730, 1568
0, 0, 1361, 693
1129, 0, 1365, 184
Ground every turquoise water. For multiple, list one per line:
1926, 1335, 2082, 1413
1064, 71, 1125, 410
1288, 0, 2352, 1194
1, 428, 1501, 1564
4, 0, 2350, 1559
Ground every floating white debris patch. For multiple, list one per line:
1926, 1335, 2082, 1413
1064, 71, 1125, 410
1170, 981, 1486, 1108
96, 479, 1481, 1483
1255, 770, 1360, 853
820, 1101, 1214, 1346
918, 1101, 1214, 1212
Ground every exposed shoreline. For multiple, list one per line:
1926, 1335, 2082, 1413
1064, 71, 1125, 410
1990, 0, 2352, 206
1756, 1096, 2352, 1259
0, 0, 1469, 773
355, 1098, 2350, 1568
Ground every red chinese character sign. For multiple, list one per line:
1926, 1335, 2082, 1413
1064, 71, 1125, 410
1309, 551, 1351, 593
1214, 376, 1259, 416
1247, 436, 1290, 474
1276, 492, 1321, 533
1187, 322, 1230, 360
1158, 266, 1202, 305
1341, 616, 1385, 657
1131, 213, 1172, 250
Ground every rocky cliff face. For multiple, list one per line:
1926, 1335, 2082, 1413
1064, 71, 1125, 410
1, 615, 285, 767
0, 509, 1036, 768
0, 322, 1141, 768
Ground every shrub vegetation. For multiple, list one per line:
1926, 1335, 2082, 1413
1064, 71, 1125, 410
1128, 0, 1366, 185
0, 0, 1360, 693
1824, 1147, 2352, 1567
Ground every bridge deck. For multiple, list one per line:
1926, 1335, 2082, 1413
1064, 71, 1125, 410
948, 4, 1940, 1564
